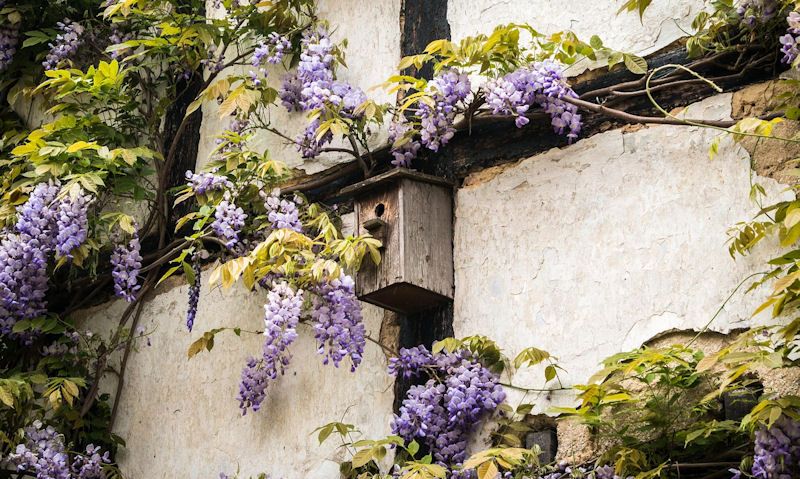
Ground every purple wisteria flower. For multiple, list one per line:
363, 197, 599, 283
296, 118, 332, 159
259, 282, 303, 378
201, 44, 224, 73
111, 231, 142, 303
390, 345, 505, 473
277, 27, 367, 158
253, 32, 290, 67
237, 281, 303, 414
388, 345, 433, 378
43, 19, 84, 70
55, 190, 93, 259
484, 61, 582, 142
780, 11, 800, 66
71, 444, 111, 479
388, 119, 421, 168
278, 72, 304, 112
310, 274, 365, 371
0, 182, 61, 334
15, 181, 61, 245
749, 415, 800, 478
417, 69, 471, 152
212, 196, 246, 249
7, 421, 70, 479
185, 170, 232, 195
8, 421, 111, 479
185, 255, 201, 331
0, 21, 19, 71
736, 0, 779, 28
263, 189, 302, 232
108, 24, 132, 60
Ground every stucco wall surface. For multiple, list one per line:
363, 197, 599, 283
448, 0, 704, 58
83, 243, 394, 478
452, 93, 791, 412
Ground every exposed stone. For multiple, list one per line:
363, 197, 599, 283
757, 365, 800, 397
740, 120, 800, 184
731, 81, 793, 119
555, 421, 596, 464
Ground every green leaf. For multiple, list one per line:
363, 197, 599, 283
317, 423, 334, 444
351, 448, 374, 468
623, 54, 647, 74
0, 386, 14, 408
183, 261, 195, 286
545, 364, 557, 382
187, 337, 206, 359
407, 440, 420, 457
158, 265, 182, 285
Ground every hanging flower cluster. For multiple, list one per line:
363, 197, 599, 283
310, 274, 365, 371
389, 346, 506, 473
0, 5, 19, 72
236, 272, 365, 415
212, 196, 247, 249
253, 32, 291, 67
388, 120, 421, 168
42, 19, 84, 70
55, 191, 93, 259
110, 231, 142, 303
484, 61, 582, 141
277, 27, 368, 158
185, 171, 233, 194
0, 183, 103, 335
237, 281, 303, 414
418, 69, 471, 152
0, 181, 145, 335
185, 254, 201, 332
736, 0, 779, 28
7, 421, 111, 479
264, 189, 303, 232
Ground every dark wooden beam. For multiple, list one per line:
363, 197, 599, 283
389, 0, 455, 417
401, 0, 450, 79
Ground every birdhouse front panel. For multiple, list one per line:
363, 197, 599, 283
347, 169, 454, 314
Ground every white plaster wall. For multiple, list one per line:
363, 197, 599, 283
88, 281, 393, 479
81, 213, 395, 479
452, 93, 791, 412
196, 0, 401, 174
448, 0, 705, 59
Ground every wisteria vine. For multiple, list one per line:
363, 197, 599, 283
389, 346, 506, 474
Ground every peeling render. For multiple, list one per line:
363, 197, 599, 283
453, 93, 793, 415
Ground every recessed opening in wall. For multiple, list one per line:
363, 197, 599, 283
374, 203, 385, 218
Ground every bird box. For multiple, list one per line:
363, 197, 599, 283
340, 168, 454, 314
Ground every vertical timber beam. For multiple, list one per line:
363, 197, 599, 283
392, 0, 455, 412
400, 0, 451, 80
